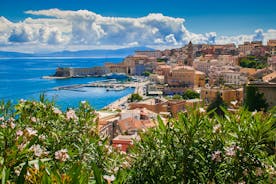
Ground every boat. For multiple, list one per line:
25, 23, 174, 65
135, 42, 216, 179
106, 86, 125, 91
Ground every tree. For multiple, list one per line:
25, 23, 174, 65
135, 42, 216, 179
129, 93, 143, 102
182, 89, 200, 99
207, 92, 227, 117
244, 85, 269, 112
172, 94, 182, 100
143, 71, 151, 76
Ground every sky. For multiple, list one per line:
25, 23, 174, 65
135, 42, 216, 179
0, 0, 276, 53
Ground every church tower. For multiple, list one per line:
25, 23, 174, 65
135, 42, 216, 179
186, 41, 193, 66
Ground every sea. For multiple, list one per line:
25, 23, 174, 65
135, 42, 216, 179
0, 57, 134, 110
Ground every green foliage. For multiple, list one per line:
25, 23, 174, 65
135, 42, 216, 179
157, 58, 167, 62
182, 89, 200, 99
207, 92, 228, 117
244, 85, 269, 112
124, 108, 276, 183
143, 71, 151, 76
172, 94, 182, 100
1, 99, 276, 183
0, 99, 124, 183
128, 93, 142, 102
239, 56, 267, 69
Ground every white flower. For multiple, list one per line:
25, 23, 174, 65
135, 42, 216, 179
30, 117, 37, 123
211, 151, 222, 162
25, 127, 37, 136
199, 107, 205, 113
213, 124, 222, 134
66, 109, 78, 120
55, 149, 70, 162
30, 144, 43, 157
20, 99, 26, 103
0, 116, 4, 121
8, 117, 15, 122
39, 134, 46, 141
10, 122, 16, 129
14, 167, 22, 176
230, 100, 238, 106
53, 107, 62, 115
252, 110, 257, 116
103, 175, 116, 182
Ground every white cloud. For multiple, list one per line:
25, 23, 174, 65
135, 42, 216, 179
0, 9, 275, 53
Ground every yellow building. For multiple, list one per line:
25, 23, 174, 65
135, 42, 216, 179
194, 71, 206, 88
201, 87, 243, 105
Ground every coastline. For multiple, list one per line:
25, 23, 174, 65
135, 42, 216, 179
102, 79, 149, 110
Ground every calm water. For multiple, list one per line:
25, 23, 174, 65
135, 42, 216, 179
0, 58, 134, 110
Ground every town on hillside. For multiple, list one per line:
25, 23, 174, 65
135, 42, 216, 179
55, 40, 276, 152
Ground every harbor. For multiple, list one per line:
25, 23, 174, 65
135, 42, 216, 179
53, 78, 149, 110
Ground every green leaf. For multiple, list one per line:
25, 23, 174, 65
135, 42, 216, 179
16, 161, 28, 184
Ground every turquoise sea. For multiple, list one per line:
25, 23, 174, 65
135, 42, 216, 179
0, 58, 134, 110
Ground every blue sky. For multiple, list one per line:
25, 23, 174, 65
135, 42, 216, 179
0, 0, 276, 52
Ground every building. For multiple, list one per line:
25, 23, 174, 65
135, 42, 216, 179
262, 72, 276, 83
201, 87, 244, 105
135, 50, 162, 58
129, 98, 202, 117
221, 71, 248, 86
185, 41, 194, 66
267, 39, 276, 55
112, 134, 139, 153
247, 83, 276, 109
54, 66, 107, 77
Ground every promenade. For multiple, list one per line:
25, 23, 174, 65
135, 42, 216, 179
104, 80, 149, 110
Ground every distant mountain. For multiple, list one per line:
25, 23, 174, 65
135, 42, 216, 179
0, 51, 33, 58
0, 46, 154, 58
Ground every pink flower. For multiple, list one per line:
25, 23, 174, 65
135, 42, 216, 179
0, 116, 4, 121
66, 109, 78, 120
53, 107, 62, 115
16, 130, 23, 137
55, 149, 70, 162
25, 127, 37, 136
18, 142, 28, 151
0, 123, 6, 128
30, 144, 44, 157
211, 151, 222, 162
225, 145, 242, 157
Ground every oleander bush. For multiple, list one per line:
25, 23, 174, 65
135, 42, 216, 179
0, 98, 275, 184
121, 108, 276, 183
0, 98, 125, 183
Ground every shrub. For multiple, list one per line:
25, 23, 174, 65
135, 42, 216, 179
123, 108, 276, 183
0, 99, 124, 183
